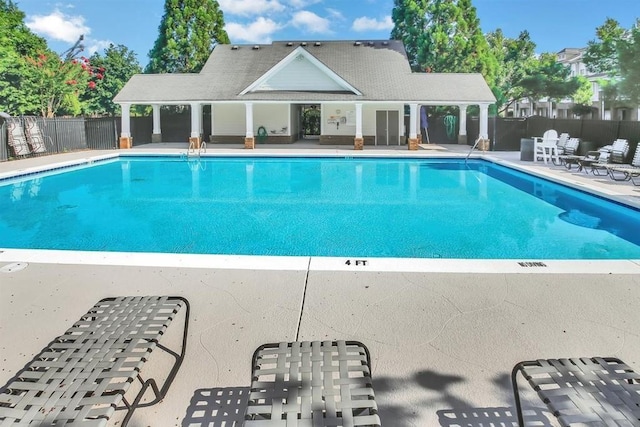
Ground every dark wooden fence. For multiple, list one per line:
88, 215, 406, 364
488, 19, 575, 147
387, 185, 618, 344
464, 116, 639, 155
3, 113, 639, 162
1, 116, 118, 161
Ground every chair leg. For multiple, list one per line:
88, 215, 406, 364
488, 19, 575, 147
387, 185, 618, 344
511, 363, 526, 427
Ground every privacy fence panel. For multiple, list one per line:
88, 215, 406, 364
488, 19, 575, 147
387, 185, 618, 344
85, 117, 118, 149
48, 117, 88, 152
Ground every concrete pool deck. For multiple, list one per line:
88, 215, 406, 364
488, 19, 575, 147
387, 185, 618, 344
1, 144, 639, 426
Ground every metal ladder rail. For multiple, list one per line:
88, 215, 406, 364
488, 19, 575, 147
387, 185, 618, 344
465, 136, 483, 163
187, 140, 207, 157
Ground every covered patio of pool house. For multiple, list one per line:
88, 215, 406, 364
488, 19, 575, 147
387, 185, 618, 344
113, 40, 496, 150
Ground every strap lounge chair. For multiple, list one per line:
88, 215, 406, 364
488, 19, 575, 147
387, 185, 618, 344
556, 132, 570, 155
606, 144, 640, 185
556, 138, 581, 168
512, 357, 640, 426
5, 117, 31, 157
0, 296, 190, 427
245, 340, 381, 426
589, 139, 630, 176
23, 116, 49, 154
533, 129, 559, 164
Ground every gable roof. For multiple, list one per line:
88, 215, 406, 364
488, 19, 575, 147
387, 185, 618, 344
240, 46, 361, 95
114, 40, 496, 104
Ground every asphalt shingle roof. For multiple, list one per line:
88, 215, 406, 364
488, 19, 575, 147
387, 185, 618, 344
113, 40, 496, 104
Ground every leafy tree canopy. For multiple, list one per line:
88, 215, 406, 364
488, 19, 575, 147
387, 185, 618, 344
519, 53, 581, 104
146, 0, 230, 74
82, 44, 142, 116
486, 29, 538, 113
0, 0, 48, 114
584, 18, 640, 105
391, 0, 498, 86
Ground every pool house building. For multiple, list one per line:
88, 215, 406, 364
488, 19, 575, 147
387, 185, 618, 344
114, 40, 496, 150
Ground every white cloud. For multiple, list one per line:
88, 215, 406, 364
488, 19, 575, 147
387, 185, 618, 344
352, 15, 394, 32
86, 39, 113, 55
326, 8, 345, 21
226, 17, 281, 43
219, 0, 285, 16
291, 10, 331, 34
289, 0, 322, 8
26, 9, 89, 43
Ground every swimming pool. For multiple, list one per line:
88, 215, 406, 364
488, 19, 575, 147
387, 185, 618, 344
1, 156, 639, 259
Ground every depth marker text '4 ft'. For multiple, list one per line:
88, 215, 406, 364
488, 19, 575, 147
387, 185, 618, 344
345, 259, 368, 266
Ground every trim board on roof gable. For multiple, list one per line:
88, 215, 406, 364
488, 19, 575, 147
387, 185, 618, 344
240, 46, 362, 96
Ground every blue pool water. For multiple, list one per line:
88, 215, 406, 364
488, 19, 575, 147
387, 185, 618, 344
1, 156, 639, 259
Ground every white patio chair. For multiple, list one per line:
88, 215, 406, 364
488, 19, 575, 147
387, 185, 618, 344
533, 129, 559, 164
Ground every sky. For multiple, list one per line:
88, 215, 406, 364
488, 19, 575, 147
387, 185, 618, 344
14, 0, 640, 67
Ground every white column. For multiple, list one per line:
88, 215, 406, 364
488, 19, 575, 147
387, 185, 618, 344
152, 105, 161, 134
479, 103, 489, 138
355, 103, 363, 138
210, 103, 215, 137
245, 102, 254, 137
409, 103, 418, 139
458, 105, 467, 137
120, 103, 131, 137
190, 102, 201, 138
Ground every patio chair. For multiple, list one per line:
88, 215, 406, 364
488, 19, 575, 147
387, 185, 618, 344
533, 129, 559, 164
5, 116, 31, 157
511, 357, 640, 426
557, 137, 580, 168
245, 340, 381, 426
606, 144, 640, 185
590, 139, 629, 176
556, 132, 570, 155
23, 116, 49, 154
0, 296, 190, 427
575, 150, 603, 173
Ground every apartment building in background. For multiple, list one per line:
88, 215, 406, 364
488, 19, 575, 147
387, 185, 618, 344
509, 48, 640, 121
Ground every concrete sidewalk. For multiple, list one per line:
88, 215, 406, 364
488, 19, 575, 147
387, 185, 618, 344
2, 262, 639, 426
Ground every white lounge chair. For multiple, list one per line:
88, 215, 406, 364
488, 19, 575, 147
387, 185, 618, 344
23, 116, 49, 154
606, 144, 640, 185
590, 139, 629, 176
5, 116, 31, 157
533, 129, 559, 164
556, 132, 570, 155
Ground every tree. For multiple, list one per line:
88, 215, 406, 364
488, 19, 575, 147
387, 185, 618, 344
486, 29, 538, 113
21, 52, 97, 117
570, 76, 595, 117
391, 0, 429, 70
584, 18, 640, 106
0, 0, 48, 114
146, 0, 229, 74
519, 53, 581, 115
617, 22, 640, 103
82, 44, 142, 116
391, 0, 497, 85
583, 18, 626, 76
